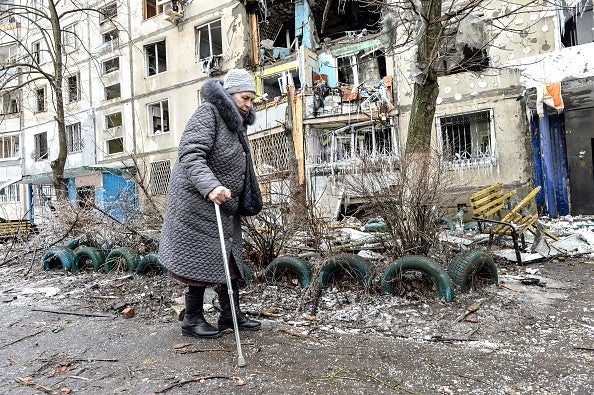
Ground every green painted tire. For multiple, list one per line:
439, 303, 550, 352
136, 253, 167, 275
42, 246, 75, 271
317, 254, 372, 288
72, 246, 105, 274
265, 256, 312, 287
381, 255, 454, 302
447, 250, 498, 293
104, 247, 141, 273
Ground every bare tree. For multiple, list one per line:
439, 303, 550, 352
369, 0, 556, 153
0, 0, 119, 199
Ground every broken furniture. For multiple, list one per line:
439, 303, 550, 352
469, 183, 544, 264
0, 219, 37, 241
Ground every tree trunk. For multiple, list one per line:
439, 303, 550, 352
406, 0, 443, 154
48, 0, 68, 200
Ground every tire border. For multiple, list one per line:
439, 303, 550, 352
136, 253, 167, 275
381, 255, 454, 302
42, 246, 75, 271
104, 247, 141, 273
265, 255, 312, 287
317, 254, 372, 288
72, 246, 105, 274
447, 250, 498, 293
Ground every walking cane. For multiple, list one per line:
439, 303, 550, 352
214, 203, 246, 367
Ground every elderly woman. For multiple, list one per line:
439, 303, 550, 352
159, 69, 261, 338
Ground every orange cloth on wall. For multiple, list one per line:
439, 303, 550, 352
544, 82, 564, 109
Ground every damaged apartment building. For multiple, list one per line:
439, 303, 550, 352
0, 0, 592, 223
242, 0, 594, 219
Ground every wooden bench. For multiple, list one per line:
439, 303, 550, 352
469, 183, 545, 264
0, 220, 37, 241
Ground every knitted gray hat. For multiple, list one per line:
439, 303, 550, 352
223, 68, 256, 94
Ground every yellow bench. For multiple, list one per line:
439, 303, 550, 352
0, 220, 37, 240
469, 183, 544, 264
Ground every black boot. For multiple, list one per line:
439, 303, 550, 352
217, 282, 261, 331
181, 289, 221, 338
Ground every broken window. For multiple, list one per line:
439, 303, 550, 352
311, 0, 382, 40
105, 111, 122, 129
257, 1, 295, 51
310, 121, 396, 168
102, 57, 119, 74
63, 23, 78, 52
32, 40, 41, 64
104, 83, 121, 100
149, 160, 171, 195
148, 100, 169, 135
145, 40, 167, 76
34, 132, 48, 160
2, 91, 19, 114
66, 122, 83, 153
143, 0, 162, 20
438, 17, 490, 75
561, 1, 593, 47
437, 110, 495, 167
100, 2, 118, 23
102, 29, 119, 47
67, 74, 79, 103
106, 137, 123, 154
0, 134, 19, 159
196, 20, 222, 61
261, 70, 301, 99
36, 87, 46, 112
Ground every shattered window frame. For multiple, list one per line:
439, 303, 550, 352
196, 19, 223, 61
437, 109, 496, 168
145, 40, 167, 77
561, 1, 594, 47
147, 99, 170, 135
437, 19, 490, 76
310, 121, 397, 170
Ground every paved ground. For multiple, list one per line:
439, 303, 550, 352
1, 255, 593, 394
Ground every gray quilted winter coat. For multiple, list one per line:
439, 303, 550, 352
158, 79, 256, 284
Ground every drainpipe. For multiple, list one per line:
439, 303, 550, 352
27, 184, 34, 222
538, 105, 557, 217
126, 0, 136, 157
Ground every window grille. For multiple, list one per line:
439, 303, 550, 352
33, 185, 55, 207
0, 183, 19, 203
149, 160, 171, 195
66, 122, 83, 153
250, 131, 290, 178
438, 110, 495, 167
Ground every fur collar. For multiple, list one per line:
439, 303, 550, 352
200, 79, 256, 130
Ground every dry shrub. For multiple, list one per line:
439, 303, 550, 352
340, 150, 454, 256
